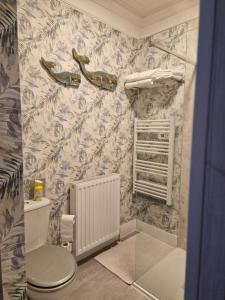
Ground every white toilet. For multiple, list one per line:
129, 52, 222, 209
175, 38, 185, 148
24, 198, 77, 300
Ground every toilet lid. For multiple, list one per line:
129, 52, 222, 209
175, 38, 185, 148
26, 245, 77, 289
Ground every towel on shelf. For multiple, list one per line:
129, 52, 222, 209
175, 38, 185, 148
124, 68, 184, 89
125, 76, 183, 90
125, 78, 156, 89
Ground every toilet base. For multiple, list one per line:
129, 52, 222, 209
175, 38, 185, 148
27, 276, 76, 300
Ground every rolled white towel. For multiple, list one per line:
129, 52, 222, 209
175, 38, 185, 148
125, 69, 183, 84
125, 78, 154, 89
125, 74, 183, 89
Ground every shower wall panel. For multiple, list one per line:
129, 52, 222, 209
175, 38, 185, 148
131, 19, 199, 238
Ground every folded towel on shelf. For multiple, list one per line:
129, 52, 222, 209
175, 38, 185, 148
125, 78, 157, 89
124, 68, 183, 89
125, 75, 183, 89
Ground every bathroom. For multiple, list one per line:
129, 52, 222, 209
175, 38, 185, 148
1, 0, 225, 299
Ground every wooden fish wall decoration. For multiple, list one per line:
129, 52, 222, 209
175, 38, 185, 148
72, 49, 117, 91
40, 57, 81, 88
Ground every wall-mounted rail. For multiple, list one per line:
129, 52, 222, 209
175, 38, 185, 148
133, 115, 175, 206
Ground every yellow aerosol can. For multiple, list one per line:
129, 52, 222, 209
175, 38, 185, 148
34, 180, 43, 201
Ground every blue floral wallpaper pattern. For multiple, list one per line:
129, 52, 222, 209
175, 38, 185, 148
18, 0, 197, 244
18, 0, 145, 244
0, 0, 26, 299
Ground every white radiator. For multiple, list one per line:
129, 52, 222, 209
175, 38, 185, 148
70, 174, 120, 260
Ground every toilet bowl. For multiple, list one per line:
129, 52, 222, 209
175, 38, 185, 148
24, 198, 77, 300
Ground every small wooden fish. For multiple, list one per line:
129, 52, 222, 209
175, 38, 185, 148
40, 57, 81, 88
72, 49, 117, 91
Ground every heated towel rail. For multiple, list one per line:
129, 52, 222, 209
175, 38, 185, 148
133, 115, 175, 206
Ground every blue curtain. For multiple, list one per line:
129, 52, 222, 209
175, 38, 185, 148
186, 0, 225, 299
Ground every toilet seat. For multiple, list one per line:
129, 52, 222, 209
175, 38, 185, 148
26, 245, 77, 292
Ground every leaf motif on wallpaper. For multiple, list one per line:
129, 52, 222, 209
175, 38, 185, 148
0, 2, 17, 54
1, 216, 26, 284
22, 86, 61, 132
40, 57, 81, 88
72, 49, 117, 91
74, 104, 132, 180
0, 64, 9, 93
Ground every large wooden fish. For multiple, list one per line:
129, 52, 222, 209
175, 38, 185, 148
40, 57, 81, 88
72, 49, 117, 91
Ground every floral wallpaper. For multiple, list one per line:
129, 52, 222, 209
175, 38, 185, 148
18, 0, 198, 244
0, 0, 26, 299
18, 0, 145, 244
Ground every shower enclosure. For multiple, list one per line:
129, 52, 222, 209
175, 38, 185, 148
129, 18, 199, 300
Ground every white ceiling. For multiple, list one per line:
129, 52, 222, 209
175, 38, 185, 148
64, 0, 199, 38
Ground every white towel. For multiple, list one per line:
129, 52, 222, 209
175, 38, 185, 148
61, 214, 75, 242
125, 78, 155, 89
125, 76, 183, 89
125, 69, 183, 85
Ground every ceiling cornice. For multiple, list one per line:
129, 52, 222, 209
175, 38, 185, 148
63, 0, 140, 38
140, 5, 199, 37
63, 0, 199, 38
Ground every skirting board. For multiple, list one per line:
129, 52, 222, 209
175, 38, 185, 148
120, 219, 137, 240
120, 219, 177, 247
136, 220, 177, 248
77, 219, 177, 261
75, 235, 119, 262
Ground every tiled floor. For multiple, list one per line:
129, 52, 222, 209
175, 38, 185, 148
28, 234, 185, 300
95, 232, 173, 284
63, 259, 149, 300
28, 259, 149, 300
136, 248, 186, 300
95, 233, 186, 300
